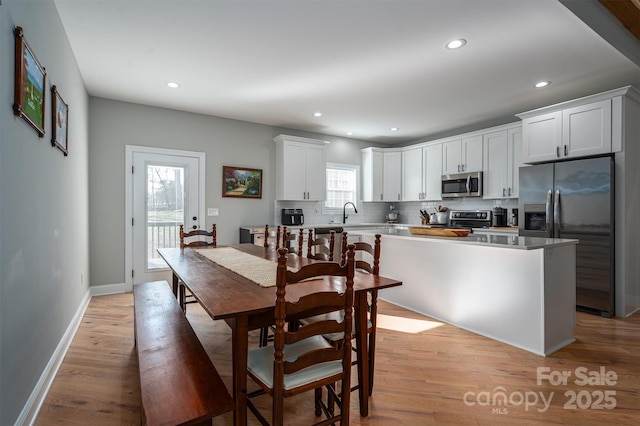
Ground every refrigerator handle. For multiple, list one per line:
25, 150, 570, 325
545, 190, 553, 238
553, 190, 560, 238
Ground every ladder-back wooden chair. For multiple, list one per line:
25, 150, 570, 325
282, 226, 304, 256
307, 232, 382, 396
306, 229, 335, 261
178, 224, 217, 310
246, 246, 356, 426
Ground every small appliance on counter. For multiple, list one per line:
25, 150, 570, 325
281, 208, 304, 226
492, 207, 508, 227
385, 204, 399, 223
449, 210, 491, 229
511, 208, 518, 226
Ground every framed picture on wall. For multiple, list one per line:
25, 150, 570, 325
13, 26, 46, 137
222, 166, 263, 198
51, 85, 69, 156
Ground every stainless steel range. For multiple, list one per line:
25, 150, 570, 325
449, 210, 491, 229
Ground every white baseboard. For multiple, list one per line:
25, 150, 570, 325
17, 289, 92, 426
90, 282, 127, 296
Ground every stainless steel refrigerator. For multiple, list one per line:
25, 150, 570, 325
518, 155, 614, 317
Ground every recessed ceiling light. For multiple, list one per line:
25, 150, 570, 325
166, 81, 180, 88
535, 81, 551, 88
446, 39, 467, 50
346, 132, 353, 136
390, 127, 399, 132
313, 112, 323, 117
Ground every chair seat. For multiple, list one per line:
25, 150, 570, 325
248, 335, 342, 391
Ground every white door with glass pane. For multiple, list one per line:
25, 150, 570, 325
128, 147, 204, 286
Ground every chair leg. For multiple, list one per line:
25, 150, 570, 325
368, 330, 376, 396
327, 382, 336, 415
259, 327, 268, 347
314, 387, 322, 417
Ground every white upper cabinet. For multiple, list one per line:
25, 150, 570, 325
442, 135, 483, 175
274, 134, 326, 201
361, 148, 383, 202
362, 148, 402, 201
563, 99, 612, 158
382, 151, 402, 202
402, 144, 443, 201
483, 127, 521, 199
520, 98, 613, 163
423, 143, 443, 201
401, 147, 423, 201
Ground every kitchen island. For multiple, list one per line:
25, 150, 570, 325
352, 228, 578, 356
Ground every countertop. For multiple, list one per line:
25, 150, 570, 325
348, 227, 577, 250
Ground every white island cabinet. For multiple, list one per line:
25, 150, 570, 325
357, 229, 577, 356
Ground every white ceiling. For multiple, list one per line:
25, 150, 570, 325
53, 0, 640, 144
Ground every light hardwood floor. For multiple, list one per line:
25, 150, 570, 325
36, 292, 640, 425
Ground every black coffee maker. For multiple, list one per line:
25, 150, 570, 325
492, 207, 507, 227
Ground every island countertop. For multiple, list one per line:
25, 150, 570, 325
349, 227, 578, 250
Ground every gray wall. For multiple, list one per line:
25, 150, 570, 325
0, 0, 90, 423
89, 98, 378, 287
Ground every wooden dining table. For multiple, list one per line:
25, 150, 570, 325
158, 244, 402, 426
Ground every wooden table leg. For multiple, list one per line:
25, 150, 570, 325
171, 273, 179, 297
229, 316, 249, 426
354, 291, 369, 417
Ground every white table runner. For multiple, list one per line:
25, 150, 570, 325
194, 247, 296, 288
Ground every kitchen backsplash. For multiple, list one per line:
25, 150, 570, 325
275, 198, 517, 226
397, 198, 518, 225
274, 201, 390, 226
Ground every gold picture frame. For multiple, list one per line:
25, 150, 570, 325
13, 26, 46, 137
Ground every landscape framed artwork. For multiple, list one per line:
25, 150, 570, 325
222, 166, 263, 198
13, 26, 46, 137
51, 85, 69, 156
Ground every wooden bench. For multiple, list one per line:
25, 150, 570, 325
134, 280, 233, 426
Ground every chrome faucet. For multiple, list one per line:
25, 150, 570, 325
342, 202, 358, 224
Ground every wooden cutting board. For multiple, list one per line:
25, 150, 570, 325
408, 227, 470, 237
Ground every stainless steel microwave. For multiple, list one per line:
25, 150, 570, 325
441, 171, 483, 198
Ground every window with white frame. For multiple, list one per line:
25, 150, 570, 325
325, 163, 359, 210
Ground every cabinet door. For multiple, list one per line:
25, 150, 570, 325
442, 140, 462, 175
462, 135, 483, 172
362, 149, 384, 201
521, 111, 562, 163
507, 127, 522, 198
382, 151, 402, 201
372, 150, 384, 201
563, 99, 611, 158
402, 147, 423, 201
423, 143, 442, 201
304, 143, 326, 200
482, 130, 509, 199
281, 141, 307, 200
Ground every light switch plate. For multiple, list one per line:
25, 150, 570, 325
208, 208, 219, 216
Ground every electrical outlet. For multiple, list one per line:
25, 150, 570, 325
208, 208, 219, 216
